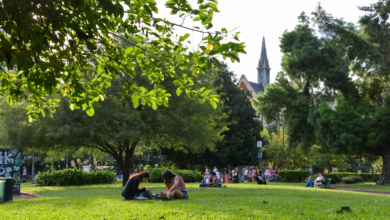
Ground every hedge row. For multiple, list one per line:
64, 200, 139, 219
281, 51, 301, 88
147, 168, 203, 183
310, 172, 380, 184
34, 168, 116, 186
278, 171, 311, 182
342, 176, 364, 184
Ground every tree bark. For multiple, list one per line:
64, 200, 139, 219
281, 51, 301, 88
377, 147, 390, 185
120, 141, 138, 186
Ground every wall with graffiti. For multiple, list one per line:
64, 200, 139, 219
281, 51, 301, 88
0, 149, 22, 194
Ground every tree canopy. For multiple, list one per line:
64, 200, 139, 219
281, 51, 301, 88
0, 0, 245, 120
252, 4, 390, 184
162, 63, 262, 169
2, 67, 226, 185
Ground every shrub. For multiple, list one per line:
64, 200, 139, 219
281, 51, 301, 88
310, 173, 379, 184
147, 168, 203, 183
278, 171, 311, 182
341, 176, 364, 184
34, 168, 116, 186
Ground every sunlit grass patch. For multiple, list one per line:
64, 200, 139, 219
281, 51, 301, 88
1, 182, 389, 219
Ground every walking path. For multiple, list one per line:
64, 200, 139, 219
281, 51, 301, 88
13, 192, 41, 200
333, 188, 390, 195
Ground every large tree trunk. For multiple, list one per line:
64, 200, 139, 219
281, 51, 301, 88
377, 147, 390, 185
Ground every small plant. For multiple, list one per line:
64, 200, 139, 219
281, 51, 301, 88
341, 176, 364, 184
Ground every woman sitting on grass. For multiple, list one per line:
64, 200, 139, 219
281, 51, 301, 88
208, 172, 221, 187
159, 170, 189, 201
121, 171, 151, 201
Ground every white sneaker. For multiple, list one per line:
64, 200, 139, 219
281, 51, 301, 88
136, 196, 148, 200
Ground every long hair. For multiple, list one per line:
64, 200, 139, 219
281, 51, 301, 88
161, 170, 178, 187
129, 171, 150, 180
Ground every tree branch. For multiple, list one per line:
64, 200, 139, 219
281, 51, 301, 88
125, 11, 239, 35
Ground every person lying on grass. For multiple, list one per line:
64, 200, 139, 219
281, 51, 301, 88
159, 170, 189, 201
121, 171, 151, 201
314, 173, 325, 188
208, 172, 221, 187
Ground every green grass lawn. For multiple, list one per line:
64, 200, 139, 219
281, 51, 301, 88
1, 182, 390, 219
340, 183, 390, 191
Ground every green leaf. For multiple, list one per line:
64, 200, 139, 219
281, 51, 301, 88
176, 87, 183, 96
132, 95, 140, 108
70, 103, 76, 111
86, 107, 95, 116
1, 78, 9, 88
198, 57, 207, 67
125, 47, 133, 55
204, 90, 212, 96
144, 5, 153, 16
209, 100, 217, 109
6, 96, 13, 105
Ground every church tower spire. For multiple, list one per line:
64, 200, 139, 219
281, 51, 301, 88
257, 37, 271, 88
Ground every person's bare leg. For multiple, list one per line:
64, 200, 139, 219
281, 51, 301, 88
167, 190, 184, 200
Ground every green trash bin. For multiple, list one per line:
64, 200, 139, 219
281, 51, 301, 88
0, 178, 14, 203
0, 180, 5, 203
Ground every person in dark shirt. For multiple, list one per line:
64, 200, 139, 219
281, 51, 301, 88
121, 172, 150, 201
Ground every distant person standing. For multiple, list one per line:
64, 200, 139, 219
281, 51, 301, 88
245, 167, 249, 182
204, 166, 210, 181
22, 166, 27, 182
213, 166, 217, 173
232, 167, 239, 184
252, 167, 257, 182
215, 169, 221, 180
224, 167, 230, 184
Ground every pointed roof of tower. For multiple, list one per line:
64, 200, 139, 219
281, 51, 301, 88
258, 37, 270, 69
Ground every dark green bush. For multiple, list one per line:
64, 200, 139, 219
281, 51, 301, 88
310, 173, 379, 184
342, 176, 364, 184
34, 168, 116, 186
147, 168, 203, 183
278, 171, 311, 182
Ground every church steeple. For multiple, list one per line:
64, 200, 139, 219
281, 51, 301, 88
257, 37, 271, 88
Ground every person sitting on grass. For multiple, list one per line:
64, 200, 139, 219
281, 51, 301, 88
256, 175, 267, 185
208, 172, 221, 187
314, 173, 325, 188
121, 171, 150, 201
267, 172, 276, 182
159, 170, 189, 201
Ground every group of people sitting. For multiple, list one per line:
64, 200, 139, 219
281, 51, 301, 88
200, 171, 223, 187
121, 170, 188, 201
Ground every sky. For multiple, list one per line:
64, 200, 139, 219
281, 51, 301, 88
157, 0, 378, 84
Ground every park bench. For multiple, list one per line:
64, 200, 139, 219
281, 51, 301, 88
318, 178, 331, 189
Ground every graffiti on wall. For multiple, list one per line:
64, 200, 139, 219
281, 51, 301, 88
0, 149, 22, 194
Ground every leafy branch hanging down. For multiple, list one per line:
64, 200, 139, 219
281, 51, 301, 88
0, 0, 245, 120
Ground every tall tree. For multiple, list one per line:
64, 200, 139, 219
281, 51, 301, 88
252, 7, 390, 185
2, 71, 226, 185
162, 63, 263, 168
0, 0, 245, 119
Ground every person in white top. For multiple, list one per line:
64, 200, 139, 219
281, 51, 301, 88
213, 166, 217, 173
216, 170, 220, 180
314, 173, 325, 188
265, 168, 269, 180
